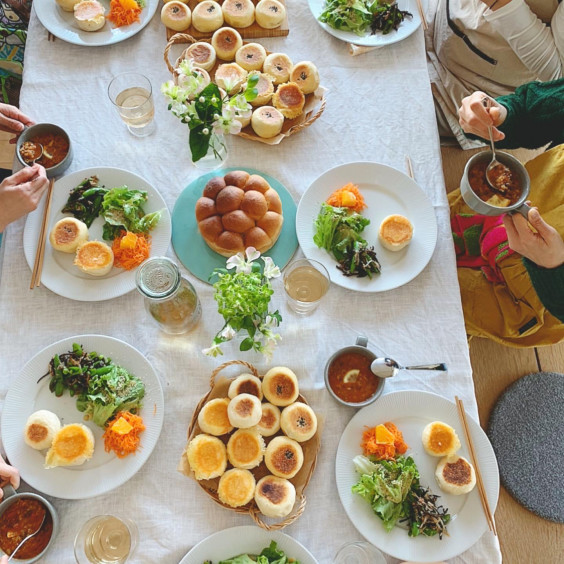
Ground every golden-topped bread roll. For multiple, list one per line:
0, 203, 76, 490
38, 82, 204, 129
218, 468, 256, 507
272, 82, 305, 119
44, 423, 94, 469
265, 436, 304, 479
195, 171, 284, 257
187, 434, 228, 480
211, 27, 243, 61
262, 367, 299, 406
280, 402, 317, 442
379, 214, 413, 251
198, 397, 234, 436
422, 421, 461, 457
227, 428, 265, 469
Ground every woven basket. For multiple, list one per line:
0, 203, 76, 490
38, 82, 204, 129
163, 33, 326, 145
182, 360, 320, 531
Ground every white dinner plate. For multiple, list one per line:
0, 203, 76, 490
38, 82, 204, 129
34, 0, 158, 47
308, 0, 421, 47
179, 526, 318, 564
1, 335, 164, 500
296, 161, 437, 292
23, 167, 171, 302
335, 391, 499, 562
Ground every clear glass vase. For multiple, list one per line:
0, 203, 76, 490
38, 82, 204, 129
192, 132, 228, 171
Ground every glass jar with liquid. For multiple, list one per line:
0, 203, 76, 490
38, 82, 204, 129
135, 257, 201, 334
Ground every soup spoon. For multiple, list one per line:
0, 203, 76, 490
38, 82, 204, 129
20, 141, 44, 165
482, 98, 512, 193
370, 357, 448, 379
8, 509, 46, 561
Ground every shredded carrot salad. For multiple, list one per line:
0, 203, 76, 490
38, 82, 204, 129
107, 0, 142, 28
111, 231, 151, 270
326, 183, 367, 213
102, 411, 146, 458
361, 421, 408, 460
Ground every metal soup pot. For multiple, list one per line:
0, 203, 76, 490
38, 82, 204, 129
461, 150, 532, 219
0, 484, 59, 563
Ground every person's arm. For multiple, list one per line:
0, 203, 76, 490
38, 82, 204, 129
503, 209, 564, 322
481, 0, 564, 81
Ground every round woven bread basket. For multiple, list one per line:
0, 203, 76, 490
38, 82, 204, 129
186, 360, 320, 530
164, 33, 326, 143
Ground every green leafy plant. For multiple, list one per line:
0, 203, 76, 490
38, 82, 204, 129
161, 60, 258, 163
204, 248, 282, 358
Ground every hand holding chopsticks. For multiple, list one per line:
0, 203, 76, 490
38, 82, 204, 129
29, 172, 54, 289
455, 396, 498, 535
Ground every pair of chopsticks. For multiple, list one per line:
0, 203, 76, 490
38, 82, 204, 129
455, 396, 498, 536
30, 178, 55, 289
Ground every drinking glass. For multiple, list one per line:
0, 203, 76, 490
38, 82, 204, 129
74, 515, 138, 564
283, 258, 330, 315
108, 73, 155, 137
334, 541, 387, 564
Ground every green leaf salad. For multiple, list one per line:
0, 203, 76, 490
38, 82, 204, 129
203, 541, 300, 564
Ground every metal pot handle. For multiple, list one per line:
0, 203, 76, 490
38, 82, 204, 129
512, 202, 533, 220
355, 336, 368, 347
1, 483, 17, 499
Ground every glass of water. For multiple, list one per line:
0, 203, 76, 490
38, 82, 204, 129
334, 541, 387, 564
283, 258, 330, 315
108, 72, 155, 137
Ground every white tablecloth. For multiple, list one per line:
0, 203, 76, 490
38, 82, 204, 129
0, 2, 502, 563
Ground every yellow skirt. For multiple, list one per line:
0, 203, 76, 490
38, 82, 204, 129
449, 144, 564, 347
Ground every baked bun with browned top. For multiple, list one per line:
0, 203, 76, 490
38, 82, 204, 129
218, 468, 256, 507
254, 475, 296, 517
195, 171, 284, 257
280, 402, 317, 442
265, 436, 304, 479
262, 367, 299, 406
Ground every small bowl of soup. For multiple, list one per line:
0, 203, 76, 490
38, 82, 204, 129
0, 484, 58, 563
461, 150, 531, 219
324, 336, 384, 408
16, 123, 72, 178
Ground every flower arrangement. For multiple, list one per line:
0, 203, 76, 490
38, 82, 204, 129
161, 59, 258, 163
204, 248, 282, 358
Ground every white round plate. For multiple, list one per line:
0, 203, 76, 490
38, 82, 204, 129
23, 167, 171, 302
1, 335, 165, 500
308, 0, 420, 47
179, 526, 318, 564
34, 0, 158, 47
336, 391, 499, 562
296, 161, 437, 292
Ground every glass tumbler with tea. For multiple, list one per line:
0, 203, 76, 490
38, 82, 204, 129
108, 72, 155, 137
283, 258, 330, 315
135, 257, 201, 334
74, 515, 138, 564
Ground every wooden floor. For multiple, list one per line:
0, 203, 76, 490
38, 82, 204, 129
0, 131, 14, 170
441, 145, 564, 564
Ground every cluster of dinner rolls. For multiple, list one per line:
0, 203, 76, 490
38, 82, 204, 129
185, 367, 318, 518
178, 28, 321, 139
195, 170, 284, 257
161, 0, 286, 32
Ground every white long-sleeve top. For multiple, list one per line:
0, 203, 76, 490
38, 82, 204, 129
426, 0, 564, 147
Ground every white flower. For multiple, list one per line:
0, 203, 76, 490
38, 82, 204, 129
260, 336, 280, 359
199, 96, 205, 103
202, 127, 209, 135
220, 325, 236, 341
202, 342, 223, 357
262, 315, 280, 330
262, 256, 280, 279
226, 252, 251, 274
245, 247, 261, 262
178, 58, 195, 76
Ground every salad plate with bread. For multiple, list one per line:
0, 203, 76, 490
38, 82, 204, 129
296, 161, 437, 292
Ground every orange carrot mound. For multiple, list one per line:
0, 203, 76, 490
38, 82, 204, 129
112, 231, 151, 270
107, 0, 142, 28
326, 183, 367, 213
103, 411, 146, 458
361, 422, 409, 460
383, 421, 409, 455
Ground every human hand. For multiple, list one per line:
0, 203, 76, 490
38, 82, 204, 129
503, 207, 564, 268
0, 103, 34, 143
0, 165, 49, 233
0, 455, 20, 500
1, 555, 8, 564
458, 92, 508, 142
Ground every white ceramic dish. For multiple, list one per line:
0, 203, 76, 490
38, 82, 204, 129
34, 0, 159, 46
335, 390, 499, 563
179, 526, 318, 563
1, 335, 164, 500
23, 167, 171, 302
296, 161, 437, 292
308, 0, 421, 47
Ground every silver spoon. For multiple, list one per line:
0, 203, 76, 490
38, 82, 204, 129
370, 357, 448, 379
8, 510, 46, 561
482, 98, 511, 193
20, 141, 44, 165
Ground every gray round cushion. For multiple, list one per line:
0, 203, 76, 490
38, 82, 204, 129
488, 372, 564, 523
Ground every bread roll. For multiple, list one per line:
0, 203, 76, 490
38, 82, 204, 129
222, 0, 255, 28
198, 397, 234, 436
186, 434, 227, 480
214, 63, 247, 95
290, 61, 320, 95
218, 468, 256, 507
263, 53, 292, 85
254, 475, 296, 518
251, 106, 284, 139
248, 72, 275, 107
422, 421, 461, 457
24, 410, 61, 450
185, 42, 217, 71
74, 0, 105, 32
235, 43, 267, 72
211, 27, 243, 61
256, 403, 281, 436
272, 82, 305, 119
378, 214, 413, 252
74, 240, 114, 276
435, 454, 476, 495
227, 393, 263, 428
226, 427, 265, 469
192, 1, 223, 32
255, 0, 285, 28
161, 1, 191, 31
224, 170, 249, 188
228, 374, 263, 400
49, 217, 89, 253
262, 367, 299, 406
44, 423, 94, 469
280, 402, 317, 442
265, 436, 304, 479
